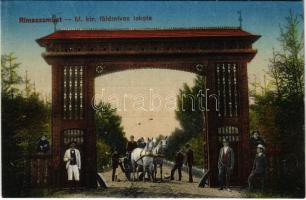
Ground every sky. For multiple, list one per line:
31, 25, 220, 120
1, 1, 304, 139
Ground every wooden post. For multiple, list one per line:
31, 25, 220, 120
51, 63, 63, 187
238, 61, 251, 186
205, 60, 219, 187
84, 65, 97, 188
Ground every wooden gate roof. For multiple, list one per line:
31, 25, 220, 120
37, 27, 260, 46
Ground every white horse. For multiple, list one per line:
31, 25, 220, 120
153, 136, 168, 181
131, 138, 155, 181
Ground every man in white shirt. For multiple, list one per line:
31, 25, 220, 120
63, 142, 81, 189
218, 138, 235, 191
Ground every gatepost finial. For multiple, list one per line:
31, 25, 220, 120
52, 14, 58, 32
237, 10, 243, 29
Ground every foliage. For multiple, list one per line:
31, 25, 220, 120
1, 53, 51, 197
1, 53, 23, 96
96, 139, 112, 171
176, 75, 205, 139
243, 191, 293, 198
186, 134, 204, 167
165, 75, 205, 168
165, 128, 185, 157
250, 12, 304, 197
95, 101, 127, 156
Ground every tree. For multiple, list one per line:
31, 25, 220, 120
1, 53, 23, 98
176, 75, 205, 139
166, 75, 206, 167
95, 102, 127, 155
1, 53, 51, 197
96, 139, 111, 171
250, 12, 304, 197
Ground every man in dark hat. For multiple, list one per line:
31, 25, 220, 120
249, 130, 266, 149
137, 137, 146, 148
63, 142, 81, 189
185, 143, 194, 182
170, 148, 184, 181
218, 138, 235, 191
37, 135, 50, 153
126, 135, 138, 159
248, 144, 267, 191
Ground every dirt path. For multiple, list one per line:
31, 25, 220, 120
49, 165, 243, 198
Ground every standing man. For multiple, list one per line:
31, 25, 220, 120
126, 135, 138, 159
249, 130, 266, 161
111, 150, 119, 181
137, 137, 146, 148
63, 142, 81, 189
248, 144, 267, 191
36, 135, 50, 153
185, 143, 194, 182
249, 130, 266, 149
218, 138, 235, 191
170, 148, 184, 181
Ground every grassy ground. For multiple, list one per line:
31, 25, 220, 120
243, 190, 302, 198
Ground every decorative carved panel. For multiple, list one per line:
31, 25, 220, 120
63, 129, 85, 146
63, 66, 84, 120
216, 63, 239, 118
217, 126, 239, 142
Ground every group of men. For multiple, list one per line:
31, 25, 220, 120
169, 143, 194, 182
120, 135, 194, 183
217, 130, 267, 191
111, 135, 147, 181
57, 130, 266, 190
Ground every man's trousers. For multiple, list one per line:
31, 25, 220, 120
218, 166, 231, 188
171, 164, 182, 181
67, 165, 80, 181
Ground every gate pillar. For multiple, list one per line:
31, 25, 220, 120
238, 61, 251, 186
51, 63, 63, 187
84, 65, 97, 188
205, 61, 219, 187
205, 60, 252, 187
49, 61, 96, 188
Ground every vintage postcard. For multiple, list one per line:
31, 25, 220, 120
1, 0, 304, 198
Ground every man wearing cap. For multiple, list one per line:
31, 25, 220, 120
63, 142, 81, 189
37, 135, 50, 153
249, 131, 266, 152
126, 135, 138, 157
218, 138, 235, 191
137, 137, 146, 148
249, 130, 266, 170
170, 148, 184, 181
248, 144, 267, 191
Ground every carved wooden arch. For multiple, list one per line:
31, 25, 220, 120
37, 28, 260, 188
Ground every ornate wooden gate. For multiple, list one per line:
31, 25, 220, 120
37, 27, 260, 188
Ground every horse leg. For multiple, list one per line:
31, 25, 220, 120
132, 162, 135, 182
154, 164, 157, 180
150, 164, 154, 182
160, 164, 163, 181
133, 162, 137, 182
136, 165, 140, 181
143, 165, 146, 182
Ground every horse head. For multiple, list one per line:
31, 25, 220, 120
160, 136, 168, 149
145, 138, 154, 153
154, 136, 168, 155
